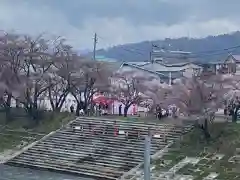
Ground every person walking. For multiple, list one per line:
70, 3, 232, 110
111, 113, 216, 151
119, 104, 122, 116
144, 105, 149, 117
156, 105, 162, 120
70, 104, 74, 113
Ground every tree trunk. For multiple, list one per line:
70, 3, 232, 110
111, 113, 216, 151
15, 99, 20, 108
124, 105, 130, 117
48, 87, 68, 113
197, 118, 211, 142
25, 106, 37, 123
232, 106, 239, 123
54, 107, 61, 112
75, 103, 80, 116
5, 106, 11, 123
5, 94, 12, 122
203, 118, 211, 140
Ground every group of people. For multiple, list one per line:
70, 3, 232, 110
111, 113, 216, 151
156, 105, 164, 120
71, 121, 143, 140
71, 121, 118, 136
224, 98, 240, 120
155, 104, 178, 120
69, 103, 110, 116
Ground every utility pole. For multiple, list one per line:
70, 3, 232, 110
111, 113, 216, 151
93, 33, 98, 61
144, 128, 151, 180
90, 33, 98, 116
151, 44, 161, 63
150, 43, 154, 63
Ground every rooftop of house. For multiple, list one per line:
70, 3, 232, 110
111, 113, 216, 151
232, 54, 240, 62
95, 55, 118, 62
126, 61, 149, 66
120, 63, 168, 78
123, 61, 202, 72
196, 60, 226, 65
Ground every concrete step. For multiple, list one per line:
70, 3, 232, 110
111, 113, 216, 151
35, 142, 161, 156
23, 146, 157, 164
54, 130, 180, 142
60, 127, 184, 137
14, 152, 140, 168
20, 147, 146, 163
6, 117, 192, 180
42, 136, 164, 149
33, 141, 161, 153
8, 158, 122, 179
74, 117, 186, 128
70, 122, 185, 134
14, 151, 132, 169
42, 134, 165, 146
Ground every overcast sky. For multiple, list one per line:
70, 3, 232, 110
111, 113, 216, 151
1, 0, 240, 50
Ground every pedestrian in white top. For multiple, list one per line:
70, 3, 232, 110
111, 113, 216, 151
144, 105, 149, 117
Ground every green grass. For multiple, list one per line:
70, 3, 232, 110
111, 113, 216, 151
0, 110, 74, 152
153, 122, 240, 179
0, 132, 37, 152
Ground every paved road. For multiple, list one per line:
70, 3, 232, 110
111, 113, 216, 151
0, 165, 93, 180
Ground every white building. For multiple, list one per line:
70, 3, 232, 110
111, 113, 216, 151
224, 54, 240, 75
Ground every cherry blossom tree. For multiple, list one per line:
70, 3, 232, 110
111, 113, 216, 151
46, 40, 79, 112
110, 71, 162, 117
0, 32, 27, 121
0, 32, 77, 123
218, 74, 240, 122
70, 60, 111, 116
160, 76, 226, 139
4, 34, 70, 122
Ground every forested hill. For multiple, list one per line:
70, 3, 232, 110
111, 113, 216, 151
95, 31, 240, 63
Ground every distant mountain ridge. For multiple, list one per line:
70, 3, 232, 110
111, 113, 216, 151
95, 31, 240, 63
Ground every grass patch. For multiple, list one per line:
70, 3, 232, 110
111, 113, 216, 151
0, 132, 37, 152
0, 110, 74, 152
153, 122, 240, 179
154, 154, 185, 171
33, 112, 74, 134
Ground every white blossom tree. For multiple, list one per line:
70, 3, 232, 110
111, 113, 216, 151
110, 70, 162, 117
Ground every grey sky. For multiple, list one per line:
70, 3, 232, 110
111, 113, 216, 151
0, 0, 239, 50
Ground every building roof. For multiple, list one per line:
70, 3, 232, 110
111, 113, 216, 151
223, 54, 240, 64
197, 61, 224, 65
127, 61, 150, 66
232, 55, 240, 62
95, 55, 118, 62
139, 61, 202, 72
119, 62, 168, 78
161, 57, 199, 65
156, 61, 194, 67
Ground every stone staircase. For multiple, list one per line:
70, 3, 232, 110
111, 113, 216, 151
6, 117, 192, 180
